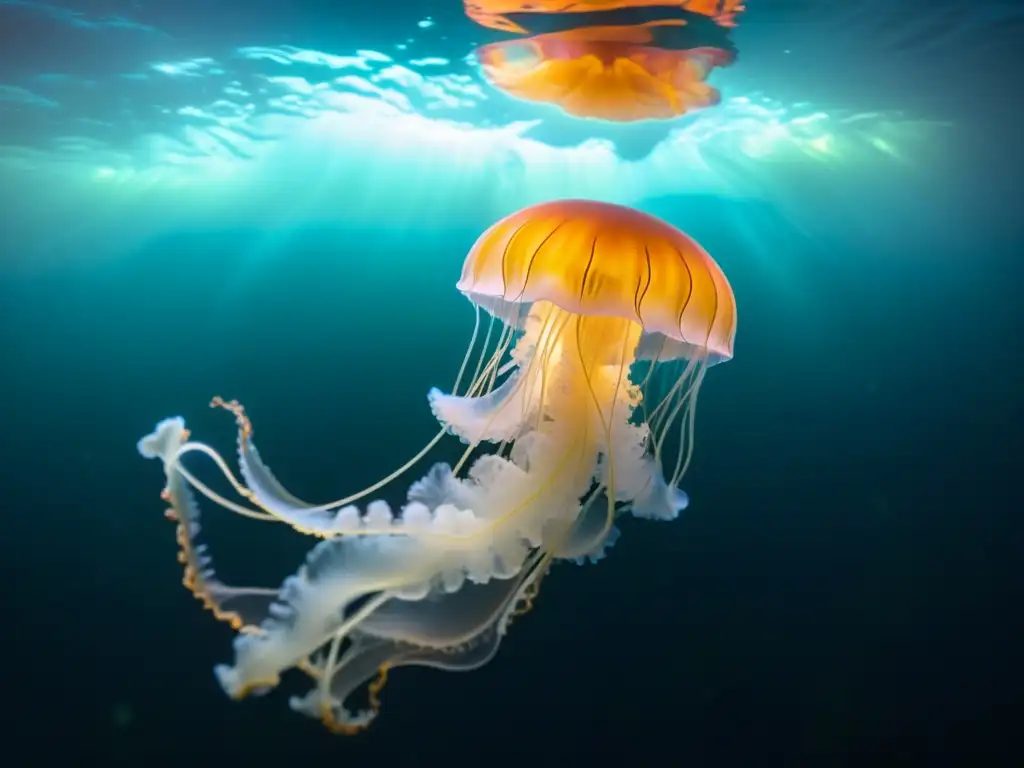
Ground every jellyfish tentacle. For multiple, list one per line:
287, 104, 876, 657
214, 518, 551, 706
450, 303, 482, 397
191, 320, 520, 534
196, 396, 446, 536
429, 303, 565, 447
210, 397, 340, 532
428, 368, 534, 445
138, 418, 283, 631
168, 440, 278, 521
291, 550, 549, 733
554, 487, 622, 564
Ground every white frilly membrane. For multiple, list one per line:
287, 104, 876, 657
137, 298, 704, 733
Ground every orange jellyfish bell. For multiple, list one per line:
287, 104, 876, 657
457, 199, 736, 364
477, 23, 733, 122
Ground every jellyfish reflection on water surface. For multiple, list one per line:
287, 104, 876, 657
138, 199, 737, 733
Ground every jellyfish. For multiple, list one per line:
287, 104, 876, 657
477, 23, 734, 122
464, 0, 746, 34
138, 199, 736, 732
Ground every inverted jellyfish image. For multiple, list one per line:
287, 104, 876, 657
477, 23, 734, 122
138, 199, 736, 733
464, 0, 746, 34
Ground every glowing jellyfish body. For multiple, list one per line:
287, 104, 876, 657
138, 199, 736, 733
477, 24, 733, 122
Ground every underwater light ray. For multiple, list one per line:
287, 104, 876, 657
0, 12, 955, 274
